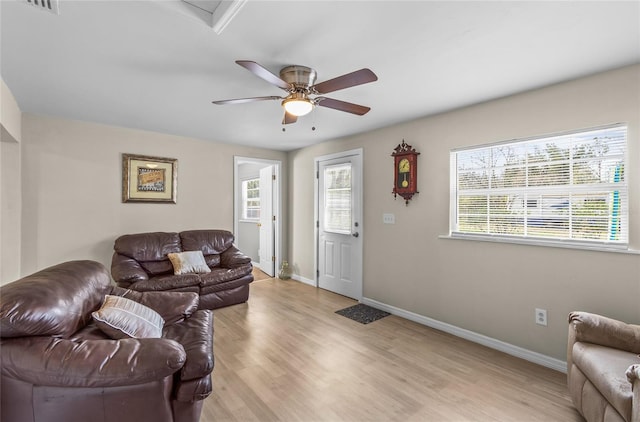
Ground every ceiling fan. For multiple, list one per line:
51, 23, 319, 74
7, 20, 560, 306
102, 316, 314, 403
212, 60, 378, 124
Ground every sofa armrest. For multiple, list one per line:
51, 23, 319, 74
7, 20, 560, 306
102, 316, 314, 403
220, 245, 252, 268
1, 336, 185, 388
110, 287, 199, 325
163, 310, 214, 381
568, 311, 640, 354
111, 252, 149, 287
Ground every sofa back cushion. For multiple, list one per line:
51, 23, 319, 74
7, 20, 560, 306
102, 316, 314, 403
180, 230, 233, 268
139, 260, 174, 275
180, 230, 233, 254
114, 232, 181, 275
0, 260, 111, 338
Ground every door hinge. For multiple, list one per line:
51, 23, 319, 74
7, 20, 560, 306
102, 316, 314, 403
316, 220, 319, 228
316, 170, 319, 179
317, 269, 320, 277
272, 174, 276, 181
273, 215, 276, 221
272, 256, 275, 262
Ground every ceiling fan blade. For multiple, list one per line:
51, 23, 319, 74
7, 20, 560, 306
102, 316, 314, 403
282, 111, 298, 125
316, 97, 371, 115
311, 68, 378, 94
212, 96, 281, 105
236, 60, 291, 91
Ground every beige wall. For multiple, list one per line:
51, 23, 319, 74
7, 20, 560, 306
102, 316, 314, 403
20, 114, 287, 276
1, 77, 22, 284
1, 135, 21, 284
288, 64, 640, 361
7, 65, 640, 361
1, 78, 22, 143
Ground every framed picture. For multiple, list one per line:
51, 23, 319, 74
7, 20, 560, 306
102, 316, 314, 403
122, 153, 177, 203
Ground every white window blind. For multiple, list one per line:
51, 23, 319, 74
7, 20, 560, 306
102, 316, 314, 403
323, 163, 352, 233
241, 178, 260, 220
451, 124, 628, 246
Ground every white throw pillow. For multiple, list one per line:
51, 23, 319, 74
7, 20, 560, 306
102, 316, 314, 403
167, 250, 211, 275
92, 295, 164, 339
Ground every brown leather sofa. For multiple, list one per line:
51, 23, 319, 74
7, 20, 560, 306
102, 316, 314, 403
0, 260, 214, 422
567, 311, 640, 422
111, 229, 253, 309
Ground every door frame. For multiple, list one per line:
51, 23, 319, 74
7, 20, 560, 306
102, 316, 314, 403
258, 165, 275, 276
233, 156, 282, 276
314, 148, 363, 300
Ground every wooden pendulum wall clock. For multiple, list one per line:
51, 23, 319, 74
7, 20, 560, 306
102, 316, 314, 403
392, 139, 420, 205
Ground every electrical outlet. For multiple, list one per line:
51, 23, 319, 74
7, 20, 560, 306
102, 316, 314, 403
383, 213, 395, 224
535, 308, 548, 326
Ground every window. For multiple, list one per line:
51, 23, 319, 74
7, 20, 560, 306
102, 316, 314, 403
241, 178, 260, 220
323, 163, 352, 233
450, 124, 628, 247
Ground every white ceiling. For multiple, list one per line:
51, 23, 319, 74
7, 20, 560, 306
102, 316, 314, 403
2, 1, 639, 151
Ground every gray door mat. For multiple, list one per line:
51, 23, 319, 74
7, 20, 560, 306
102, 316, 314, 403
335, 303, 390, 324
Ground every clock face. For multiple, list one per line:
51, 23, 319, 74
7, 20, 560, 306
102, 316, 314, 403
398, 158, 410, 173
397, 157, 411, 188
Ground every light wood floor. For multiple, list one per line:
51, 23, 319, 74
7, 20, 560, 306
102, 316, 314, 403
202, 277, 584, 422
251, 267, 272, 282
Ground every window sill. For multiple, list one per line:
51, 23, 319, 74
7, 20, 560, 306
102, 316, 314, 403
438, 233, 640, 255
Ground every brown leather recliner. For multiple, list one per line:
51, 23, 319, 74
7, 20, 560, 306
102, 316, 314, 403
111, 229, 253, 310
567, 311, 640, 422
0, 260, 214, 422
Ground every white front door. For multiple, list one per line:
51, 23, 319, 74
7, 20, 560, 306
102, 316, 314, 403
258, 165, 275, 276
316, 150, 363, 300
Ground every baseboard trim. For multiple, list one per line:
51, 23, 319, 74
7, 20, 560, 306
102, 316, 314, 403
292, 273, 316, 287
361, 297, 567, 373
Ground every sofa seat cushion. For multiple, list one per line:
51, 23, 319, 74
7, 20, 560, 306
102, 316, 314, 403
199, 265, 252, 288
130, 274, 201, 292
200, 274, 253, 296
573, 342, 638, 421
163, 310, 214, 381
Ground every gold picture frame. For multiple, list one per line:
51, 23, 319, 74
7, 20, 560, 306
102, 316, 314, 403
122, 153, 177, 203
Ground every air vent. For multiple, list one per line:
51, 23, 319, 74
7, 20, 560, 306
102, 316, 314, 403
181, 0, 246, 34
23, 0, 60, 14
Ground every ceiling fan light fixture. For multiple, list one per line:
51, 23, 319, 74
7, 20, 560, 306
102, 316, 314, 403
282, 94, 314, 117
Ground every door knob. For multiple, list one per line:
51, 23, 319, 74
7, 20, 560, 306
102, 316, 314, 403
352, 232, 359, 238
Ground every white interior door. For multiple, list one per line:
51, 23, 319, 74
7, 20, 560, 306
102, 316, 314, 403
258, 165, 275, 276
317, 151, 362, 300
